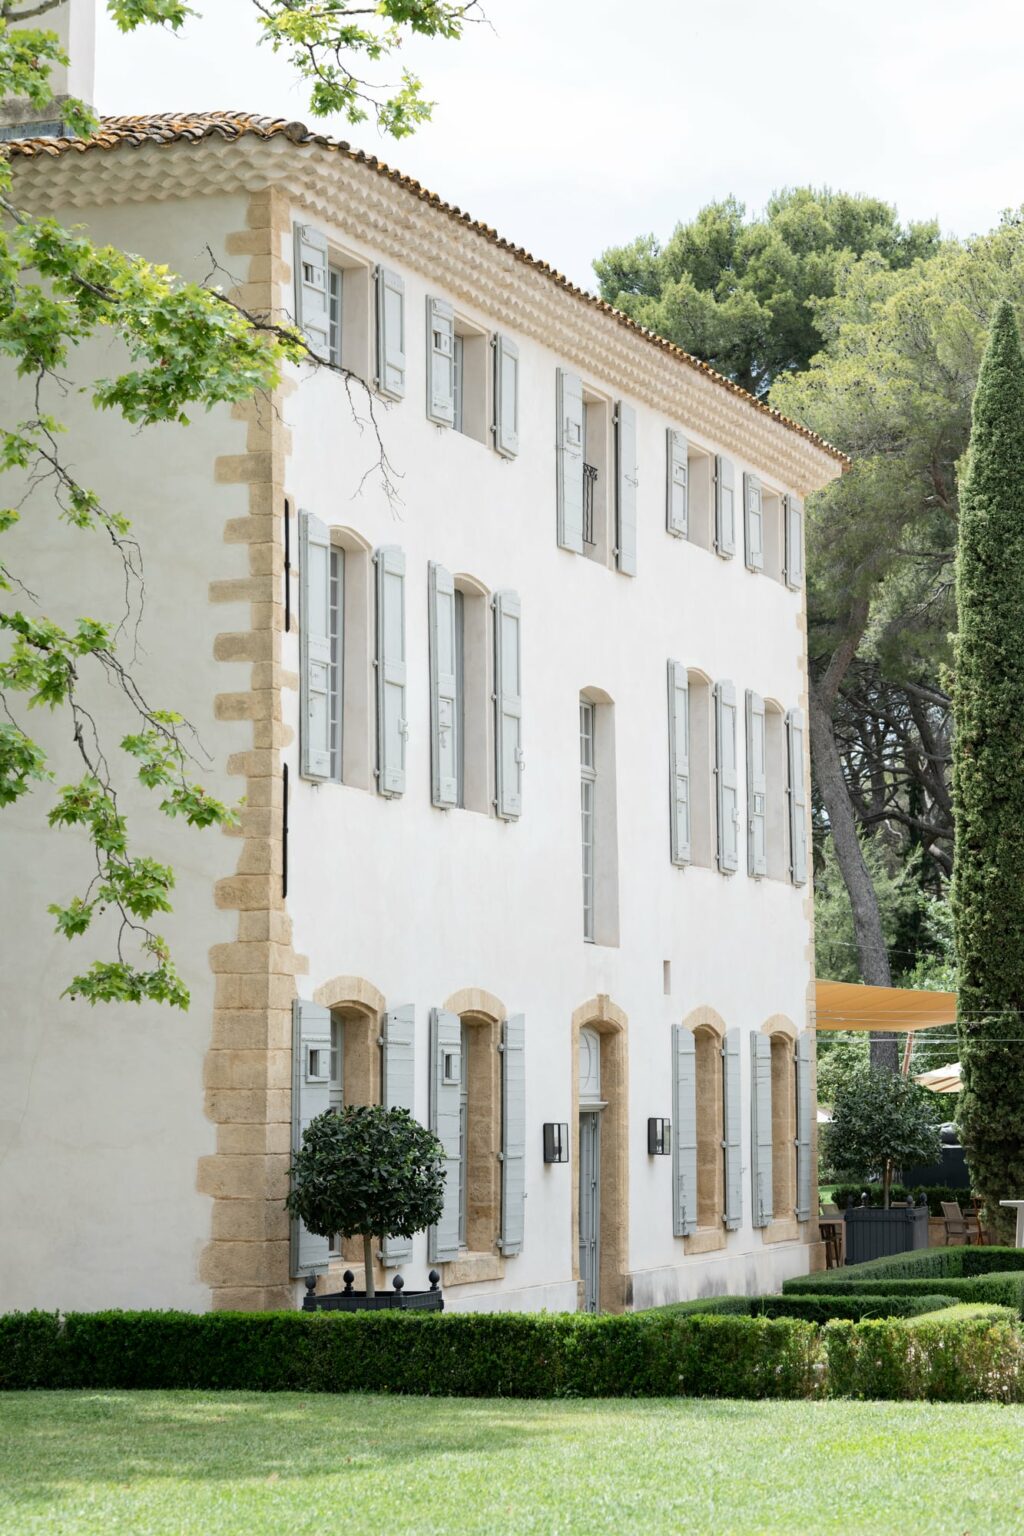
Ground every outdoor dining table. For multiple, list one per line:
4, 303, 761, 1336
999, 1200, 1024, 1246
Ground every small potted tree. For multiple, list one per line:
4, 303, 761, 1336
286, 1104, 447, 1310
822, 1064, 942, 1262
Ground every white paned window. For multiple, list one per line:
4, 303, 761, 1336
580, 700, 596, 942
328, 547, 344, 781
328, 266, 343, 367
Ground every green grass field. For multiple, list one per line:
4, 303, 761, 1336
2, 1390, 1023, 1535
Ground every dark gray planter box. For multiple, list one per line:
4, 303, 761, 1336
302, 1269, 444, 1313
844, 1197, 930, 1265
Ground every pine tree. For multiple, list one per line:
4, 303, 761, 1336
953, 299, 1024, 1240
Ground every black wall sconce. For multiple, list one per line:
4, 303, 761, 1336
647, 1118, 672, 1156
543, 1123, 570, 1163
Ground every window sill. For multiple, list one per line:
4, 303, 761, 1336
760, 1217, 801, 1245
684, 1227, 727, 1256
443, 1251, 505, 1286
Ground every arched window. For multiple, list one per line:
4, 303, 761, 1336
771, 1032, 796, 1219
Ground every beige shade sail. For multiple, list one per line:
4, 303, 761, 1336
914, 1061, 962, 1094
815, 980, 956, 1032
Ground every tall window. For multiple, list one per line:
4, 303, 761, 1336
695, 1027, 724, 1229
580, 700, 597, 942
329, 547, 344, 781
328, 265, 343, 367
453, 334, 465, 434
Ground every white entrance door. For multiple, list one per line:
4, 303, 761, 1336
579, 1109, 601, 1313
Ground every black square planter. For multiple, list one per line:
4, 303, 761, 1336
301, 1269, 445, 1312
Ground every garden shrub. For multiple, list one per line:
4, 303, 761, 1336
905, 1303, 1018, 1325
782, 1246, 1024, 1288
757, 1294, 959, 1323
830, 1183, 985, 1217
0, 1309, 821, 1400
825, 1316, 1024, 1401
783, 1273, 1024, 1316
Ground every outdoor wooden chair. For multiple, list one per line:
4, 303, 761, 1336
941, 1200, 972, 1245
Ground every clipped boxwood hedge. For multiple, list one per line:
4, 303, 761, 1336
658, 1293, 960, 1323
829, 1184, 983, 1218
782, 1273, 1024, 1315
825, 1316, 1024, 1401
0, 1309, 821, 1400
785, 1245, 1024, 1286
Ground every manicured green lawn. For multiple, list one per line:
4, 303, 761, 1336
2, 1390, 1023, 1535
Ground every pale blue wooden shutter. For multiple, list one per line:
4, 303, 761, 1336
671, 1024, 698, 1237
750, 1032, 774, 1228
715, 680, 739, 874
746, 689, 767, 878
666, 429, 688, 537
722, 1028, 743, 1230
667, 660, 690, 866
293, 224, 330, 361
787, 707, 808, 885
493, 589, 523, 819
426, 296, 455, 426
290, 998, 331, 1276
428, 1008, 463, 1263
784, 494, 805, 590
499, 1013, 526, 1255
714, 454, 735, 558
428, 561, 459, 808
375, 545, 407, 797
556, 368, 584, 552
615, 401, 638, 575
795, 1033, 813, 1222
381, 1002, 415, 1266
743, 472, 765, 573
494, 334, 520, 458
375, 265, 406, 400
299, 510, 332, 781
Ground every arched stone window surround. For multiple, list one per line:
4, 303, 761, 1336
681, 1006, 726, 1242
571, 996, 629, 1312
442, 988, 507, 1284
760, 1014, 799, 1243
310, 975, 386, 1279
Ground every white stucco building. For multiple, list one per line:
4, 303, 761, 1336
0, 84, 846, 1313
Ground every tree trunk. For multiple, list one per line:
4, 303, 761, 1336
809, 677, 898, 1071
362, 1233, 375, 1298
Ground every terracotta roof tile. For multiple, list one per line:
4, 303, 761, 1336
5, 112, 848, 467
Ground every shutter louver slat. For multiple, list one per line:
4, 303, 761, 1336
743, 472, 765, 573
293, 224, 330, 361
715, 680, 739, 874
795, 1032, 813, 1222
615, 401, 638, 575
381, 1003, 416, 1266
428, 1008, 463, 1264
666, 429, 689, 537
375, 265, 406, 400
556, 369, 585, 552
672, 1024, 698, 1237
722, 1028, 743, 1230
499, 1014, 526, 1255
787, 707, 808, 885
784, 494, 805, 590
493, 589, 523, 819
290, 999, 332, 1276
750, 1032, 774, 1228
299, 510, 332, 781
425, 296, 455, 426
714, 455, 736, 558
667, 660, 691, 866
746, 690, 767, 878
428, 562, 459, 808
375, 545, 407, 798
494, 334, 520, 457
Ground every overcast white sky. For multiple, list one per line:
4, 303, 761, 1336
95, 0, 1024, 292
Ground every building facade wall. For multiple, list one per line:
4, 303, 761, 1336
1, 136, 837, 1313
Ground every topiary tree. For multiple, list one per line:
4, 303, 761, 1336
285, 1105, 446, 1297
822, 1064, 942, 1206
953, 300, 1024, 1242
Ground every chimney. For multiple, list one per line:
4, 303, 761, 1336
1, 0, 97, 140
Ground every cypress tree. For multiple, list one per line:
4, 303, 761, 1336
953, 299, 1024, 1240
